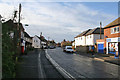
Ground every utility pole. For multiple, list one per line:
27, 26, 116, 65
100, 22, 102, 39
0, 15, 2, 80
18, 3, 21, 54
40, 32, 42, 49
48, 37, 50, 48
48, 37, 50, 41
13, 10, 17, 22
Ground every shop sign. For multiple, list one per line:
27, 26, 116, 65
107, 39, 111, 42
118, 37, 120, 42
107, 37, 120, 42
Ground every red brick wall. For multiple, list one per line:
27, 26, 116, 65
104, 25, 120, 47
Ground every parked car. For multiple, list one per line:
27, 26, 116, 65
63, 46, 74, 53
49, 46, 56, 49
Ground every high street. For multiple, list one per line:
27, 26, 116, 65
46, 47, 119, 78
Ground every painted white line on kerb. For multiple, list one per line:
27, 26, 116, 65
45, 49, 76, 80
38, 52, 45, 78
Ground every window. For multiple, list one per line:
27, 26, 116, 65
111, 28, 114, 34
90, 35, 91, 38
111, 26, 119, 34
116, 27, 119, 32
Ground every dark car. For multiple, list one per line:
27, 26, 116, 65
49, 46, 55, 49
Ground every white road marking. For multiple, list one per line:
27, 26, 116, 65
45, 49, 76, 80
38, 52, 45, 78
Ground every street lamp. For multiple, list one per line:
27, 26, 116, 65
25, 24, 29, 26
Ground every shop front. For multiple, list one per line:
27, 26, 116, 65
106, 37, 119, 58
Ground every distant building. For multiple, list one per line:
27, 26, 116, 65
47, 40, 56, 48
32, 35, 41, 48
61, 40, 72, 48
40, 35, 47, 49
56, 43, 61, 47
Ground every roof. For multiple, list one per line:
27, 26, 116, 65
85, 27, 104, 35
75, 29, 91, 38
2, 19, 17, 32
24, 32, 30, 38
104, 17, 120, 28
34, 35, 47, 42
35, 35, 40, 39
14, 23, 24, 31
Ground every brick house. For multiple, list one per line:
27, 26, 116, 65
97, 17, 120, 55
104, 17, 120, 55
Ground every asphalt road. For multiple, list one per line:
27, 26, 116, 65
47, 47, 119, 78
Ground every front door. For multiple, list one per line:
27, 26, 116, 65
98, 44, 104, 53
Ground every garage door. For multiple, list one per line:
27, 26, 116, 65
98, 44, 104, 53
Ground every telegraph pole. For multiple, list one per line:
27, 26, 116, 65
100, 22, 102, 39
18, 3, 21, 54
0, 15, 2, 80
40, 32, 42, 49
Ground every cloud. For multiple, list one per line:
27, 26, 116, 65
0, 2, 117, 42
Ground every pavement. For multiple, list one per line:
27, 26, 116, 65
15, 49, 40, 78
15, 49, 64, 79
75, 52, 120, 66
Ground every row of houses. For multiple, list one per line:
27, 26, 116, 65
2, 19, 47, 54
73, 17, 120, 56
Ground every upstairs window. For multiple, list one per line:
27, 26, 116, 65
116, 27, 119, 33
111, 26, 119, 34
90, 35, 91, 38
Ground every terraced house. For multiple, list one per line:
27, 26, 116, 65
74, 27, 104, 53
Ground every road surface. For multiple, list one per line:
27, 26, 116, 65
46, 47, 119, 78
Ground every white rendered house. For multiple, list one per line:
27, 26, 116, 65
75, 29, 91, 48
75, 28, 104, 48
85, 28, 104, 46
32, 35, 41, 48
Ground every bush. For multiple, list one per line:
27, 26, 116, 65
2, 21, 17, 78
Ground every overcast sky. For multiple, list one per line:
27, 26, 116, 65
0, 0, 118, 42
